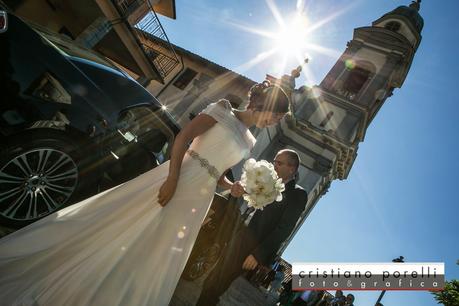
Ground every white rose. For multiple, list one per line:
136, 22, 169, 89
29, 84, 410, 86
243, 159, 256, 172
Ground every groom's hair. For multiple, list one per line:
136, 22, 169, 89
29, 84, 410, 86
278, 149, 300, 171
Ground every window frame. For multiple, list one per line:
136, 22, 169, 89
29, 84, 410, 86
173, 68, 198, 90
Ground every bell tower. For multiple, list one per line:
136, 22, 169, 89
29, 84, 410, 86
291, 0, 424, 179
315, 0, 423, 142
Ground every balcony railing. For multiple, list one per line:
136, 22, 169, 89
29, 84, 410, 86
113, 0, 182, 81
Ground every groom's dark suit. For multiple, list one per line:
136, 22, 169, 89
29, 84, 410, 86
196, 179, 308, 306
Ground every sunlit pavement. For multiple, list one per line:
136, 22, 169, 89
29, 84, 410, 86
170, 272, 278, 306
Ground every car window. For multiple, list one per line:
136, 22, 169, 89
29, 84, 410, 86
116, 106, 176, 163
33, 25, 121, 72
70, 58, 156, 110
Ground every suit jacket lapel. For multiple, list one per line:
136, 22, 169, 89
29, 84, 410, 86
283, 180, 296, 194
275, 180, 295, 208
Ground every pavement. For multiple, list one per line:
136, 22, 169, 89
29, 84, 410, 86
170, 263, 279, 306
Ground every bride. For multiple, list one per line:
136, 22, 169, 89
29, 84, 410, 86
0, 81, 290, 306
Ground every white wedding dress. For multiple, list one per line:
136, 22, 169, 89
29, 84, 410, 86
0, 100, 255, 306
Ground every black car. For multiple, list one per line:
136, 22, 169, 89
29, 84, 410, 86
0, 11, 180, 228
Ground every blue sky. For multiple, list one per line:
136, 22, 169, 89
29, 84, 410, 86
159, 1, 459, 305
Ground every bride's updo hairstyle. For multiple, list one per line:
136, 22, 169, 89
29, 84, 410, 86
247, 81, 290, 114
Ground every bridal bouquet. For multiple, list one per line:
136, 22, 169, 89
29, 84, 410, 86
240, 158, 285, 210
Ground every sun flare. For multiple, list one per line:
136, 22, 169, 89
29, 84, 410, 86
272, 14, 310, 58
221, 1, 354, 84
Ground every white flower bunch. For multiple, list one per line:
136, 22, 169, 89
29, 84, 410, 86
240, 158, 285, 210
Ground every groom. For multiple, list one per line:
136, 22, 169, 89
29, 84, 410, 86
196, 149, 308, 306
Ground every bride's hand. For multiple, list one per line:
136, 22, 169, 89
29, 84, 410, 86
230, 181, 245, 198
158, 177, 178, 207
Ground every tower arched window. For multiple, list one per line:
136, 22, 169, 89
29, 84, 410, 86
342, 67, 371, 98
385, 21, 401, 32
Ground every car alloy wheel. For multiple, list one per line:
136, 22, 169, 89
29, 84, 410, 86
0, 148, 78, 222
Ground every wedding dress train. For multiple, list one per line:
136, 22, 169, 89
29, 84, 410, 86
0, 100, 255, 306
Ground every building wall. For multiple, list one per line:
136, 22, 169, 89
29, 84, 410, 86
11, 0, 101, 38
147, 52, 255, 126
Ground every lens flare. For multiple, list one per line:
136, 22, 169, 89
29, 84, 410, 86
345, 59, 356, 69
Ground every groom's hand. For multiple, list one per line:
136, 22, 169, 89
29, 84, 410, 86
242, 254, 258, 270
230, 181, 245, 198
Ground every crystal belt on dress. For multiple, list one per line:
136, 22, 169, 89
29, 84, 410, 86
186, 149, 220, 180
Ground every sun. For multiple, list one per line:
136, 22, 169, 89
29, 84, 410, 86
220, 0, 353, 83
272, 14, 310, 58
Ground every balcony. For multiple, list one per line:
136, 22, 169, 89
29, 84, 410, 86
112, 0, 181, 82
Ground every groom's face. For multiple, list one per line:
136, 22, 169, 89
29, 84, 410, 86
273, 152, 295, 182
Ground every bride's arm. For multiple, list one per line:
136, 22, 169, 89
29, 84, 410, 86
217, 171, 233, 190
218, 173, 245, 198
157, 114, 217, 206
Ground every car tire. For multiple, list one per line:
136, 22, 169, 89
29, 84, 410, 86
0, 129, 90, 228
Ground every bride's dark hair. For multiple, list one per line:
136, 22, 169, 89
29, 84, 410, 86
247, 81, 290, 114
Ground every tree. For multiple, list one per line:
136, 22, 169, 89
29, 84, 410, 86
432, 261, 459, 306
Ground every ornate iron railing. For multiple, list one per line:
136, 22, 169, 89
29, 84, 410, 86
113, 0, 182, 80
